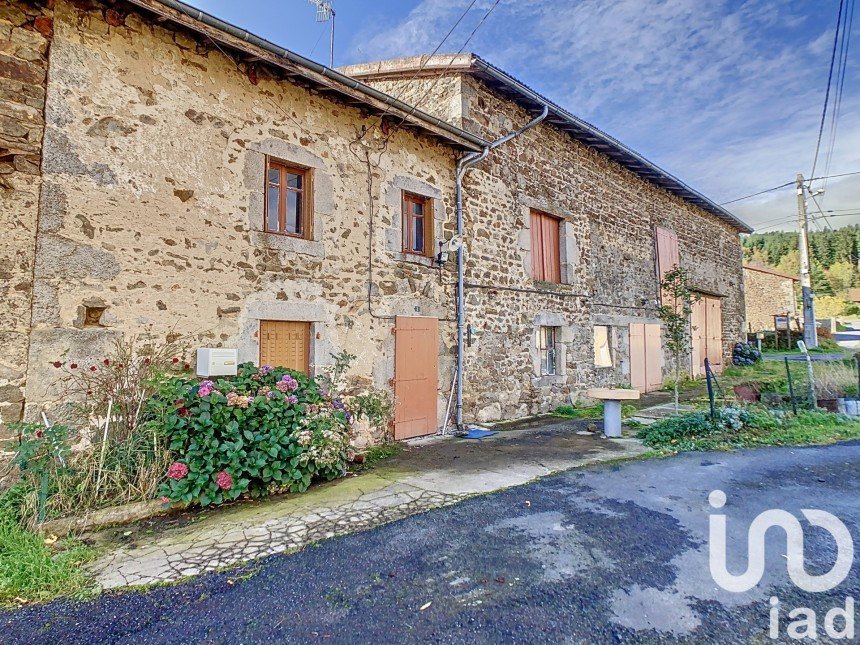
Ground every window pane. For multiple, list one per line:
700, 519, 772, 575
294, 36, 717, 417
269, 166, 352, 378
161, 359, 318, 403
268, 168, 280, 185
286, 190, 302, 234
413, 201, 424, 216
266, 185, 280, 232
411, 212, 424, 252
287, 172, 302, 189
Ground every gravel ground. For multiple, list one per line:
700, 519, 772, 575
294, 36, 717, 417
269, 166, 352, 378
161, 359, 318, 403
3, 441, 859, 644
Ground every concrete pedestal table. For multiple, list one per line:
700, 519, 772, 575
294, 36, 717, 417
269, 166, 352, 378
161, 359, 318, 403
586, 388, 641, 437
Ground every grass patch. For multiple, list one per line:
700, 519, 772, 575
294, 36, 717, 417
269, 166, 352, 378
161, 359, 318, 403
0, 499, 95, 607
554, 402, 638, 420
638, 406, 860, 453
349, 443, 403, 472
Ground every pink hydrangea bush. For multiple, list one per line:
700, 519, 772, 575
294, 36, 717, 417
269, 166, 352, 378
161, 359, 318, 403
155, 363, 351, 507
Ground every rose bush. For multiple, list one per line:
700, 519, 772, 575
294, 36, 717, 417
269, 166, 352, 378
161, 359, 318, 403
150, 363, 351, 507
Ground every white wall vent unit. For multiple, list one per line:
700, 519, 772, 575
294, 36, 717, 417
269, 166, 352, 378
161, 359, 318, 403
196, 348, 238, 377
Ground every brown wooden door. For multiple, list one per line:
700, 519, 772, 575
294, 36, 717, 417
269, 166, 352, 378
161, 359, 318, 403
259, 321, 310, 373
630, 323, 663, 393
394, 316, 438, 440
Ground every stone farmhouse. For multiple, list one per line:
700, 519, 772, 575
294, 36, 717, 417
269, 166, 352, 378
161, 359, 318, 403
1, 0, 751, 444
742, 265, 798, 333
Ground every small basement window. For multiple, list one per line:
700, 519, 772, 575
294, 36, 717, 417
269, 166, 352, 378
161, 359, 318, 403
84, 306, 106, 327
594, 325, 613, 367
538, 326, 559, 376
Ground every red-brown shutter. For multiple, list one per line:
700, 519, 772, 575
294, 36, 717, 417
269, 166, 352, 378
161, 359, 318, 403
531, 210, 561, 283
542, 215, 561, 283
530, 211, 545, 281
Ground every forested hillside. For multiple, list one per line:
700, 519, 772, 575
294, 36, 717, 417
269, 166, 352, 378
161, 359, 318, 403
742, 225, 860, 316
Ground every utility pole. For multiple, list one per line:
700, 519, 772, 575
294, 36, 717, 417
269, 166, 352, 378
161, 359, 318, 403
796, 173, 818, 349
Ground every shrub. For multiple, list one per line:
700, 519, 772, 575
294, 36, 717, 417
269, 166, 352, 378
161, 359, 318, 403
152, 363, 351, 507
732, 342, 762, 366
3, 337, 180, 527
637, 406, 777, 450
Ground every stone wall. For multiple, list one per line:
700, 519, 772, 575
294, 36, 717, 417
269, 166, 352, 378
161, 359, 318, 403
0, 0, 53, 438
16, 0, 461, 443
743, 266, 798, 332
358, 71, 746, 421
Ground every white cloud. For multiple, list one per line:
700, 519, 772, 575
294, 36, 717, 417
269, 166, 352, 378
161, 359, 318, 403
350, 0, 860, 232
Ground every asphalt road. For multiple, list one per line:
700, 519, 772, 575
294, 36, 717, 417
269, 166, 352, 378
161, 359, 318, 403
4, 442, 859, 644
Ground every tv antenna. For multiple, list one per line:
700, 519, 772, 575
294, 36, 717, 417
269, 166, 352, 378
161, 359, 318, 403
307, 0, 336, 68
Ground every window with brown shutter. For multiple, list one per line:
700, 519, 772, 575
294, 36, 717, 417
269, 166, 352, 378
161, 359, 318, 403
265, 159, 313, 239
530, 209, 562, 283
402, 192, 434, 256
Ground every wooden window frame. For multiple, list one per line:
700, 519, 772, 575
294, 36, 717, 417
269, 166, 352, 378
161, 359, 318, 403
538, 326, 558, 376
265, 157, 314, 239
530, 209, 563, 284
402, 191, 434, 257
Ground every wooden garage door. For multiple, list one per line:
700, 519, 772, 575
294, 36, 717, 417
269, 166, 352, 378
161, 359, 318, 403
629, 323, 663, 393
259, 321, 310, 373
691, 296, 723, 377
394, 316, 438, 440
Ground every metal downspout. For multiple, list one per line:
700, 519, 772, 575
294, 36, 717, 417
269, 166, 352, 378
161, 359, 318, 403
454, 105, 548, 431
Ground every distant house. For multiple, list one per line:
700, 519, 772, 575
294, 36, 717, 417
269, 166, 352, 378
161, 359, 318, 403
848, 288, 860, 303
742, 265, 798, 332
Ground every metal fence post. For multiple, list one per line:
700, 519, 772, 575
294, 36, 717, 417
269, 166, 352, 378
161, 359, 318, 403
704, 358, 715, 422
785, 357, 798, 415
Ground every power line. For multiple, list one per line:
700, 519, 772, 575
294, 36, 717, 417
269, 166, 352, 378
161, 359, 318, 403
752, 211, 860, 231
810, 0, 846, 181
720, 170, 860, 205
352, 0, 479, 145
384, 0, 503, 137
821, 0, 855, 195
719, 181, 794, 205
810, 193, 834, 230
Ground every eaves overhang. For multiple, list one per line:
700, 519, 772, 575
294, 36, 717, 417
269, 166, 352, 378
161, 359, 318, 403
342, 54, 753, 234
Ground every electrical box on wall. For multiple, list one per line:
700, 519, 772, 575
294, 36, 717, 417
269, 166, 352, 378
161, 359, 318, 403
196, 348, 238, 377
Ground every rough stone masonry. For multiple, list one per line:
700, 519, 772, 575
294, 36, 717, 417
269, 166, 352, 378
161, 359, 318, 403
344, 56, 747, 422
1, 1, 749, 442
0, 0, 53, 436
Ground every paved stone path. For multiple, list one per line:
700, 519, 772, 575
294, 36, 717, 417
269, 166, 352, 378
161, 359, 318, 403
85, 418, 646, 589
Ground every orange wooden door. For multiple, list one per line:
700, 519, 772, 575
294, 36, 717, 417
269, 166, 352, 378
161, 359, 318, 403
645, 324, 663, 391
629, 323, 646, 392
706, 298, 723, 374
690, 296, 723, 377
630, 323, 663, 393
394, 316, 438, 439
259, 321, 310, 373
691, 298, 707, 378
